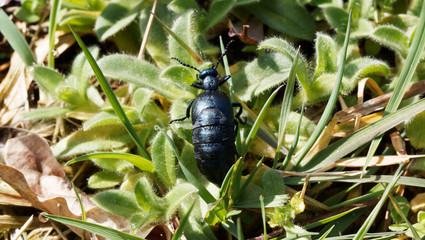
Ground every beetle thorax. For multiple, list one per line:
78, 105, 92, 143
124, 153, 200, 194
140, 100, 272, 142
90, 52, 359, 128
202, 75, 218, 90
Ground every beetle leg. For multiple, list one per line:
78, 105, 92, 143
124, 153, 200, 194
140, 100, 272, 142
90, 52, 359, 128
218, 75, 231, 86
170, 100, 194, 124
232, 102, 246, 124
190, 83, 204, 89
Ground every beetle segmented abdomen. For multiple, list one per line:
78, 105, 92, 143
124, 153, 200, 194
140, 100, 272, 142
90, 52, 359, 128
194, 141, 236, 184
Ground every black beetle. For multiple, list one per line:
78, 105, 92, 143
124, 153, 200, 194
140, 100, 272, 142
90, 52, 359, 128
170, 42, 244, 184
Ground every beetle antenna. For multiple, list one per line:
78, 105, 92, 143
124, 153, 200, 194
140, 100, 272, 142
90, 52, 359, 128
213, 40, 234, 70
171, 57, 201, 73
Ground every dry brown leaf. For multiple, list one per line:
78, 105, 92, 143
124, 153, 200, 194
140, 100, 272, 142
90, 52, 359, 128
0, 134, 145, 239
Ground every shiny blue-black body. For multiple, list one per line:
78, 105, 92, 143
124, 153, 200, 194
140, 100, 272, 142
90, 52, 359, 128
170, 44, 243, 184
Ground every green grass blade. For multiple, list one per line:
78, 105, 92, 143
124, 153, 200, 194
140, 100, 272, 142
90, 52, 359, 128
259, 195, 268, 240
156, 126, 216, 204
0, 9, 36, 66
273, 47, 300, 169
280, 103, 304, 170
48, 0, 62, 68
237, 218, 244, 240
72, 183, 86, 221
294, 11, 352, 168
317, 226, 335, 240
69, 26, 150, 160
42, 214, 145, 240
241, 85, 284, 158
65, 152, 154, 172
353, 163, 405, 240
305, 207, 362, 230
171, 202, 195, 240
284, 174, 425, 189
363, 2, 425, 176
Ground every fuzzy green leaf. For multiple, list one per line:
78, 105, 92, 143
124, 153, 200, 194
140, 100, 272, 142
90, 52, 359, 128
88, 171, 123, 189
95, 0, 146, 41
97, 54, 191, 99
258, 38, 310, 97
323, 6, 349, 33
232, 53, 292, 101
262, 170, 285, 197
164, 183, 197, 219
23, 106, 74, 120
91, 158, 133, 172
314, 33, 337, 78
93, 190, 141, 218
134, 177, 162, 211
83, 107, 142, 130
168, 10, 210, 65
52, 124, 147, 159
139, 3, 174, 68
69, 46, 100, 99
56, 85, 86, 106
342, 58, 390, 92
62, 0, 106, 10
245, 0, 315, 40
168, 0, 199, 14
66, 152, 153, 172
370, 25, 409, 58
13, 0, 44, 23
58, 9, 98, 30
133, 88, 154, 114
30, 66, 65, 97
406, 111, 425, 149
151, 132, 176, 189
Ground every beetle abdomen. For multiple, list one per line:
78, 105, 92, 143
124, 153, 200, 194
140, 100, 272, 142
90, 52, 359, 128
192, 107, 236, 184
194, 141, 236, 184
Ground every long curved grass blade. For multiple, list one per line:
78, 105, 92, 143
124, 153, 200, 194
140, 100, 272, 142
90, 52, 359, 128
0, 9, 36, 66
284, 174, 425, 189
48, 0, 63, 68
294, 11, 352, 168
156, 126, 216, 204
353, 163, 405, 240
363, 2, 425, 176
69, 26, 150, 160
241, 85, 284, 158
273, 47, 300, 169
65, 152, 154, 172
43, 214, 145, 240
298, 97, 425, 172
